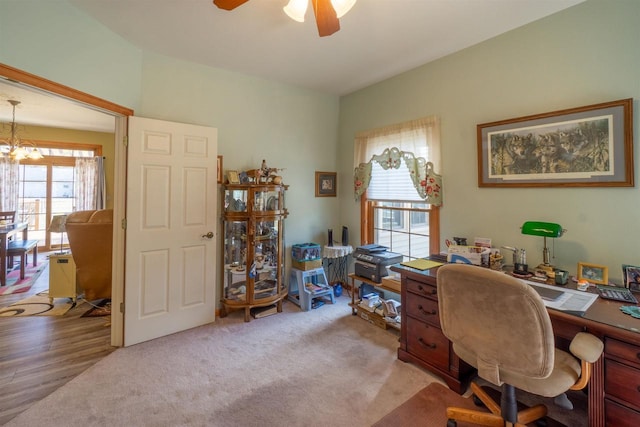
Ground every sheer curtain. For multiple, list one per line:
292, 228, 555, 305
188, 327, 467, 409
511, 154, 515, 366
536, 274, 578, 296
353, 116, 441, 170
75, 156, 106, 210
0, 157, 19, 211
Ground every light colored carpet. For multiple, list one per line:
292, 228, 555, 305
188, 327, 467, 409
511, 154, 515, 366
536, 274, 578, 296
5, 295, 444, 426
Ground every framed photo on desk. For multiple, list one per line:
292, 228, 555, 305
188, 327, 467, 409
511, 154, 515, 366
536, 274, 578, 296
622, 264, 640, 292
577, 262, 608, 285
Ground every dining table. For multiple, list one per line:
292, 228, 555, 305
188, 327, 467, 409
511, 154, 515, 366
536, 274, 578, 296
0, 222, 29, 287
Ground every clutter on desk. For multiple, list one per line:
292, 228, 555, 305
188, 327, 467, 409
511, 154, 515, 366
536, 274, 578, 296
400, 258, 442, 271
596, 285, 638, 303
446, 244, 491, 266
577, 280, 590, 291
620, 305, 640, 319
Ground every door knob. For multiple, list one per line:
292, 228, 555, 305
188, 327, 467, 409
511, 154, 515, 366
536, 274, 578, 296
202, 231, 214, 239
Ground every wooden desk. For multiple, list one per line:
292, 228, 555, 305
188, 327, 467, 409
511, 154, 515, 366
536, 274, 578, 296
391, 262, 640, 427
0, 222, 28, 287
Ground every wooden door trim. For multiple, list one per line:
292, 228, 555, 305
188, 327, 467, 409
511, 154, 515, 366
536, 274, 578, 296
0, 63, 133, 116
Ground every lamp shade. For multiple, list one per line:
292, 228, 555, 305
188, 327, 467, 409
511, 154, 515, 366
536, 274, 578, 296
49, 214, 67, 233
283, 0, 308, 22
521, 221, 564, 238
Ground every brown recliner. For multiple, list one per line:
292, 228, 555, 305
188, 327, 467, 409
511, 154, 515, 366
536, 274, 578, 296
65, 209, 113, 301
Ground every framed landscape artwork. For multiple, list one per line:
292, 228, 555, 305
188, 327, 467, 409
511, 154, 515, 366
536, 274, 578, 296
477, 98, 633, 187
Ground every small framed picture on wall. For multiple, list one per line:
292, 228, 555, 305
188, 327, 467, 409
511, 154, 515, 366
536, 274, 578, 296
315, 171, 337, 197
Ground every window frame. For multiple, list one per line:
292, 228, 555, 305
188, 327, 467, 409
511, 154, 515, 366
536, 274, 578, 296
360, 194, 440, 259
18, 140, 102, 251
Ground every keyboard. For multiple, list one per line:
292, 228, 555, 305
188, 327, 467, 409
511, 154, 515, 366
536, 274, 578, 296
596, 285, 638, 303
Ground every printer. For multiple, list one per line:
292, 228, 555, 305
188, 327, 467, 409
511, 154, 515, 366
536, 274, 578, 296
354, 244, 403, 283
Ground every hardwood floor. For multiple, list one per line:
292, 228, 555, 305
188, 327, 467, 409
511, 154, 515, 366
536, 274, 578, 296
0, 255, 115, 425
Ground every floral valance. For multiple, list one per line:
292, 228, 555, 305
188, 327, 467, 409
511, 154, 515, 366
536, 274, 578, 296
353, 147, 443, 206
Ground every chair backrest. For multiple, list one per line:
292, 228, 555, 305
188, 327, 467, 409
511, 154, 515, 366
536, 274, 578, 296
0, 211, 16, 223
65, 209, 113, 301
437, 263, 555, 386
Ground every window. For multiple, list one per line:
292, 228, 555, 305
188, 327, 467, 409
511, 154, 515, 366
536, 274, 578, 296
355, 117, 441, 260
18, 141, 102, 250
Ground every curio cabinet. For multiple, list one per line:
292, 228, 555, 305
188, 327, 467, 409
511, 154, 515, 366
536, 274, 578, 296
221, 183, 289, 321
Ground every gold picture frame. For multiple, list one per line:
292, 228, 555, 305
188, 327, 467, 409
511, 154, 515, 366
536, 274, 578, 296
315, 171, 337, 197
577, 262, 609, 285
227, 170, 240, 184
217, 155, 223, 184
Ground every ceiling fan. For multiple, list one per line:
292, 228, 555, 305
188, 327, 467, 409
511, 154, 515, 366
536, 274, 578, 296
213, 0, 357, 37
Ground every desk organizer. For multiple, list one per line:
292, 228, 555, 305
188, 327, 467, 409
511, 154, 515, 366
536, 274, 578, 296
288, 267, 334, 311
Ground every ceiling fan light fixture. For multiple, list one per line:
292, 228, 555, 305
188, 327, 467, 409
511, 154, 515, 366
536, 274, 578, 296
283, 0, 308, 22
331, 0, 356, 18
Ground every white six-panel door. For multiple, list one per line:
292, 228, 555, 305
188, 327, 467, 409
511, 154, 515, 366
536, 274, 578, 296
124, 117, 218, 346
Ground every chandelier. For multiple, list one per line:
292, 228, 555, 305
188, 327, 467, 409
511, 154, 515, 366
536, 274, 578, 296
1, 100, 44, 161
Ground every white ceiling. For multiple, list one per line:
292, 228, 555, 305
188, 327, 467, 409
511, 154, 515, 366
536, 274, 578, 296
1, 0, 585, 132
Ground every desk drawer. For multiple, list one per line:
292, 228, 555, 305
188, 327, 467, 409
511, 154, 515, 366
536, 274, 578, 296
606, 337, 640, 367
406, 319, 449, 371
605, 359, 640, 408
406, 294, 441, 328
406, 278, 437, 299
606, 398, 640, 427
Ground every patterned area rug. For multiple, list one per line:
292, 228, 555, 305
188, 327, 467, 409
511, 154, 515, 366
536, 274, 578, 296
0, 291, 75, 316
0, 261, 47, 296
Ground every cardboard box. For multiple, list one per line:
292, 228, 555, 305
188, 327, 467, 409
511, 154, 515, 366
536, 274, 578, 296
291, 258, 322, 271
447, 245, 491, 266
357, 305, 388, 330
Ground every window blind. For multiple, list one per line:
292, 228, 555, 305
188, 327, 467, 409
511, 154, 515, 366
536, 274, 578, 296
368, 162, 423, 202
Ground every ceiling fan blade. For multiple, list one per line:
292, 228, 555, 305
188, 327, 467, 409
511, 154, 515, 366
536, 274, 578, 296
213, 0, 250, 11
311, 0, 340, 37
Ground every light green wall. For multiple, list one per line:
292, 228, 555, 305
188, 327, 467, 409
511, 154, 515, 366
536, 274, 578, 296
0, 0, 142, 110
136, 52, 340, 246
339, 0, 640, 283
0, 0, 341, 252
22, 125, 116, 209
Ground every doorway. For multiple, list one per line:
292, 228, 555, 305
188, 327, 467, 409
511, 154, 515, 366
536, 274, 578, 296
0, 63, 133, 346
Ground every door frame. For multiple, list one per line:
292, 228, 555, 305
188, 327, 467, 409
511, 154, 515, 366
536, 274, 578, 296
0, 63, 133, 347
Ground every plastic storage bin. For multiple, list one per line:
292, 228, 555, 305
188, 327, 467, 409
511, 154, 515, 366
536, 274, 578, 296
288, 267, 335, 311
291, 243, 321, 261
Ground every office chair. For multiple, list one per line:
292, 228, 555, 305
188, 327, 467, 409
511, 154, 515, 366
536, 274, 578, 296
437, 264, 604, 427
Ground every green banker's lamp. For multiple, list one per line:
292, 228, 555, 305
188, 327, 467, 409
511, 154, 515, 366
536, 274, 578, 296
521, 221, 566, 274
